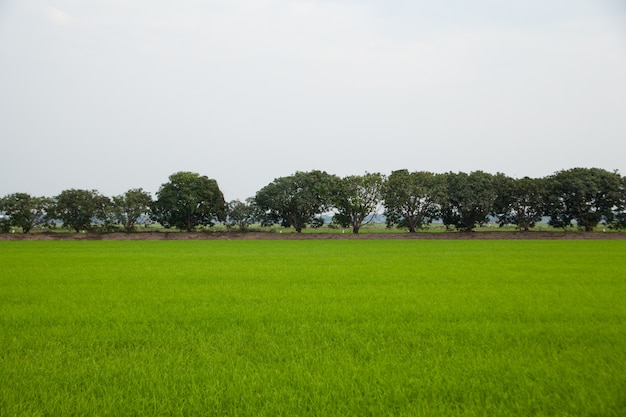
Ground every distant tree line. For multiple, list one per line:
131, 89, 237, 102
1, 168, 625, 234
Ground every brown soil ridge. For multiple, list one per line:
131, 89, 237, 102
1, 231, 625, 241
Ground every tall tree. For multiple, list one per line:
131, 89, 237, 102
151, 172, 226, 232
332, 173, 384, 234
226, 198, 259, 231
51, 189, 111, 232
605, 174, 626, 230
383, 170, 440, 233
112, 188, 153, 232
545, 167, 623, 231
0, 212, 9, 233
438, 171, 497, 231
492, 176, 546, 231
0, 193, 51, 233
255, 170, 338, 233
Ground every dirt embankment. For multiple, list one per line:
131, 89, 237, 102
1, 231, 625, 241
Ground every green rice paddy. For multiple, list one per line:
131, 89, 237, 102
1, 240, 625, 416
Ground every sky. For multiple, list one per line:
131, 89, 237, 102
1, 0, 625, 201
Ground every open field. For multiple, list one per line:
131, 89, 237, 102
1, 240, 625, 416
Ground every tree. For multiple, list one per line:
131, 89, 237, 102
112, 188, 153, 232
383, 170, 440, 233
255, 170, 338, 233
0, 198, 11, 233
492, 176, 546, 231
545, 167, 623, 231
151, 172, 226, 232
226, 198, 258, 231
605, 174, 626, 230
438, 171, 497, 231
331, 173, 384, 234
0, 193, 51, 233
0, 213, 9, 233
51, 189, 111, 232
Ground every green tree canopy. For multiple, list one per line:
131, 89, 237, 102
605, 175, 626, 230
226, 198, 259, 231
383, 170, 440, 233
332, 172, 384, 234
545, 167, 623, 231
112, 188, 153, 232
438, 171, 497, 232
151, 172, 226, 232
51, 189, 111, 233
255, 170, 338, 233
492, 176, 546, 231
0, 193, 51, 233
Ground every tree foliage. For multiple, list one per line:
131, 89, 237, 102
605, 175, 626, 230
112, 188, 153, 232
226, 198, 258, 231
151, 172, 226, 232
255, 170, 338, 233
383, 170, 440, 233
545, 167, 623, 231
332, 173, 384, 234
3, 167, 626, 234
438, 171, 497, 231
51, 189, 111, 232
0, 211, 9, 233
492, 176, 546, 231
0, 193, 51, 233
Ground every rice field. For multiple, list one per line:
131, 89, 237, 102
1, 240, 625, 416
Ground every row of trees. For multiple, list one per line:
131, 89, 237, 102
255, 168, 626, 233
0, 172, 226, 234
1, 168, 625, 234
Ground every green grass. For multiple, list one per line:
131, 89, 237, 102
1, 241, 625, 416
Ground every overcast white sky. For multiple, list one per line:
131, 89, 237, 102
1, 0, 625, 201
